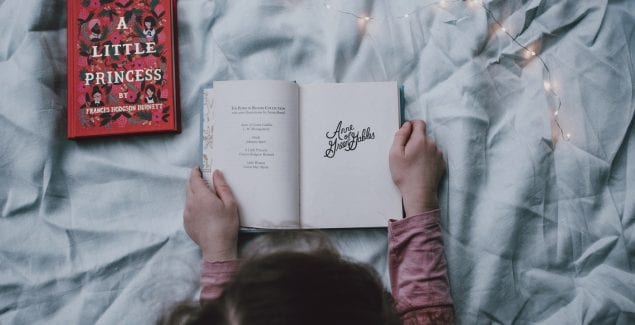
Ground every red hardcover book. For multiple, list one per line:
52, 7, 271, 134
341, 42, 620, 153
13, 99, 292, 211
67, 0, 180, 139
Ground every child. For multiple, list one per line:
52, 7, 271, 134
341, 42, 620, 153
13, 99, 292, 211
88, 19, 101, 41
174, 120, 453, 324
90, 87, 104, 107
144, 16, 157, 39
145, 85, 157, 104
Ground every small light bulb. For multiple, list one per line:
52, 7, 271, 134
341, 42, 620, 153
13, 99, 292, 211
566, 133, 571, 140
554, 111, 559, 116
530, 50, 536, 56
404, 13, 409, 18
364, 16, 370, 21
501, 27, 507, 32
544, 81, 552, 91
325, 4, 331, 9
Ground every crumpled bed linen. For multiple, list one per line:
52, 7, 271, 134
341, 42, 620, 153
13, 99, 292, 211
0, 0, 633, 324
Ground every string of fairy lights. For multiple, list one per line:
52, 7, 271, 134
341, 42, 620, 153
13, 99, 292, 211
323, 0, 571, 141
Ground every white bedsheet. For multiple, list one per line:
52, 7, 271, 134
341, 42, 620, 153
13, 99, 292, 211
1, 0, 633, 323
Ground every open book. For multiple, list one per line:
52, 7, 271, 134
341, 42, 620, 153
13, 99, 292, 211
201, 80, 402, 229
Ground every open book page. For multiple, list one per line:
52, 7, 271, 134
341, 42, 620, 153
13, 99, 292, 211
299, 82, 402, 228
204, 80, 300, 229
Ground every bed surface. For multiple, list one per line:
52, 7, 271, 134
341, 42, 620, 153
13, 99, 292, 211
1, 0, 634, 323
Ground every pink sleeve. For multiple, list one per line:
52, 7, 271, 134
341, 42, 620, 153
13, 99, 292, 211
388, 209, 454, 324
200, 259, 240, 302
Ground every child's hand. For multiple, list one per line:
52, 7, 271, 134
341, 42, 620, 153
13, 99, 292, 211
389, 120, 446, 218
184, 168, 239, 261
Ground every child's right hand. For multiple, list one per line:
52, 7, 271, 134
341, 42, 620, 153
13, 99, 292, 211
183, 168, 239, 262
389, 120, 446, 218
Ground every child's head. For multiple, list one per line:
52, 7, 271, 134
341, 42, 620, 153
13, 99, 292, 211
92, 87, 102, 101
89, 20, 101, 34
144, 16, 156, 29
164, 250, 400, 325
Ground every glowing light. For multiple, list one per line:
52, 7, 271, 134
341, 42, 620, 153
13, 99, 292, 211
321, 1, 571, 141
357, 14, 371, 32
523, 48, 537, 59
544, 81, 552, 91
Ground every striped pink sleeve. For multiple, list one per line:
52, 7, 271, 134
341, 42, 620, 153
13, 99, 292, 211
388, 209, 454, 324
200, 259, 240, 302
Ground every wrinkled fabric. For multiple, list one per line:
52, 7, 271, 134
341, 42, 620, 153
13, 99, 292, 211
0, 0, 634, 324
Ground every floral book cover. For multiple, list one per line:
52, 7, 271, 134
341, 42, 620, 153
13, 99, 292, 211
67, 0, 180, 139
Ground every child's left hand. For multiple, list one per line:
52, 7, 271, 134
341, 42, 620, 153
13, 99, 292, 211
183, 168, 239, 262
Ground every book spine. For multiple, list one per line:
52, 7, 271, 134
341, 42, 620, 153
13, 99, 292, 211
170, 0, 181, 133
67, 1, 76, 138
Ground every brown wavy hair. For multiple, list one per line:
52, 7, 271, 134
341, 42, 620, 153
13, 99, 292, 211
161, 247, 400, 325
